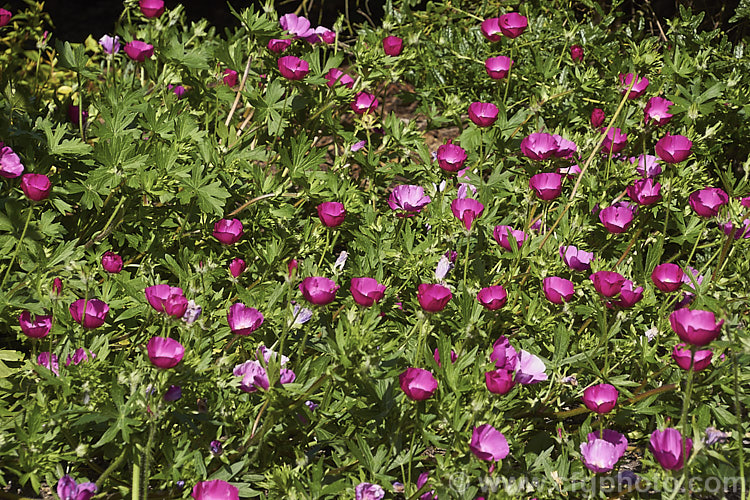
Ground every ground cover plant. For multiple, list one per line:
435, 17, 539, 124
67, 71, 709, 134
0, 0, 749, 498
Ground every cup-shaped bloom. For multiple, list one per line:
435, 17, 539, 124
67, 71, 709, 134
599, 203, 634, 233
470, 424, 509, 461
601, 128, 627, 154
560, 245, 593, 271
53, 277, 63, 296
324, 68, 354, 88
688, 187, 728, 217
619, 73, 649, 99
720, 219, 750, 240
580, 430, 627, 473
399, 367, 437, 400
229, 258, 246, 278
0, 8, 11, 27
99, 34, 120, 54
485, 369, 515, 395
299, 277, 339, 305
498, 12, 528, 38
227, 303, 264, 336
590, 108, 605, 128
672, 343, 713, 371
644, 96, 673, 126
317, 201, 346, 227
69, 299, 109, 329
355, 483, 385, 500
139, 0, 164, 18
417, 283, 452, 312
145, 285, 185, 314
631, 154, 662, 177
651, 263, 684, 292
608, 280, 643, 308
101, 251, 123, 273
56, 475, 97, 500
351, 92, 379, 114
388, 185, 431, 216
477, 285, 508, 311
529, 173, 563, 201
590, 271, 625, 297
268, 38, 292, 53
303, 26, 336, 44
147, 336, 184, 369
493, 225, 527, 252
279, 13, 314, 38
655, 134, 692, 163
0, 143, 23, 178
520, 133, 558, 161
222, 69, 239, 86
669, 308, 723, 346
233, 360, 270, 392
19, 311, 52, 338
450, 198, 484, 230
213, 218, 243, 245
382, 35, 403, 56
66, 348, 94, 367
490, 336, 518, 370
570, 44, 584, 62
649, 428, 692, 470
436, 140, 466, 172
20, 173, 51, 201
626, 178, 661, 205
542, 277, 575, 304
484, 56, 513, 79
191, 479, 239, 500
468, 102, 498, 127
169, 84, 186, 99
37, 352, 59, 375
480, 18, 502, 41
124, 40, 154, 62
350, 277, 386, 307
582, 383, 618, 413
515, 350, 548, 384
278, 55, 309, 80
741, 196, 750, 208
553, 135, 577, 158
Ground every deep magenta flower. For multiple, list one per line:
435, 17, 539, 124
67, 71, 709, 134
590, 271, 626, 297
672, 343, 713, 371
229, 258, 246, 278
299, 277, 339, 305
66, 348, 94, 367
53, 277, 62, 296
493, 225, 527, 251
688, 187, 728, 217
355, 482, 385, 500
101, 251, 123, 273
468, 102, 498, 127
139, 0, 164, 18
382, 36, 403, 56
590, 108, 605, 128
213, 218, 243, 244
520, 132, 558, 160
529, 173, 563, 201
644, 96, 673, 126
233, 360, 269, 392
655, 134, 692, 163
99, 34, 120, 54
450, 198, 484, 230
470, 424, 509, 461
669, 308, 723, 346
56, 475, 97, 500
651, 263, 684, 292
601, 128, 628, 154
37, 352, 59, 375
436, 140, 467, 172
485, 369, 515, 395
147, 336, 184, 369
498, 12, 528, 38
350, 277, 386, 307
553, 135, 577, 158
515, 350, 547, 384
490, 336, 518, 370
145, 284, 186, 316
599, 203, 634, 233
399, 367, 438, 400
388, 185, 431, 216
317, 201, 346, 227
417, 283, 452, 312
619, 73, 649, 99
324, 68, 354, 88
608, 280, 643, 308
559, 245, 593, 271
580, 430, 627, 473
303, 26, 335, 44
68, 104, 88, 126
351, 92, 379, 114
570, 44, 584, 62
626, 178, 661, 205
20, 173, 51, 201
0, 9, 11, 27
169, 84, 186, 99
279, 13, 314, 38
480, 18, 502, 41
477, 285, 508, 311
268, 38, 292, 53
227, 303, 264, 336
123, 40, 154, 62
720, 219, 750, 239
0, 142, 23, 178
69, 299, 109, 329
191, 479, 239, 500
19, 311, 52, 338
650, 428, 692, 471
222, 69, 238, 86
433, 347, 457, 367
278, 55, 310, 80
484, 56, 513, 79
542, 277, 575, 304
631, 154, 662, 177
582, 383, 618, 413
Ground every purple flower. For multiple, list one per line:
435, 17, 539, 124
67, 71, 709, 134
704, 427, 730, 446
0, 9, 11, 27
123, 40, 154, 62
590, 271, 626, 297
470, 424, 509, 461
480, 18, 502, 42
65, 348, 94, 367
317, 201, 346, 227
582, 383, 618, 413
645, 96, 673, 126
388, 185, 431, 216
434, 254, 453, 281
351, 92, 379, 114
399, 367, 438, 400
229, 258, 246, 278
324, 68, 354, 88
608, 280, 643, 308
0, 142, 24, 178
19, 311, 52, 338
626, 178, 661, 205
514, 350, 547, 384
101, 251, 123, 273
468, 102, 498, 127
355, 482, 385, 500
672, 343, 713, 371
37, 352, 59, 375
222, 69, 239, 86
651, 263, 684, 293
147, 337, 185, 369
268, 38, 292, 53
655, 134, 692, 163
350, 277, 386, 307
69, 299, 109, 329
56, 475, 97, 500
619, 73, 649, 99
520, 132, 558, 161
299, 277, 339, 306
529, 173, 563, 201
650, 428, 692, 470
227, 303, 264, 336
210, 440, 223, 455
601, 128, 628, 154
669, 308, 723, 346
493, 225, 527, 251
542, 276, 575, 304
580, 430, 627, 473
164, 384, 182, 402
485, 369, 515, 394
599, 202, 635, 233
278, 55, 310, 80
484, 56, 513, 79
279, 13, 314, 38
570, 44, 584, 62
450, 197, 484, 230
21, 173, 51, 201
498, 12, 528, 38
382, 36, 403, 56
477, 285, 508, 311
436, 140, 467, 172
688, 187, 728, 217
99, 34, 120, 54
191, 480, 239, 500
417, 283, 452, 312
213, 218, 243, 245
590, 108, 605, 128
559, 245, 593, 271
490, 336, 518, 370
630, 154, 662, 177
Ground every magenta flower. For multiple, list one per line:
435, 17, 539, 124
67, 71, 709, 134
324, 68, 354, 88
626, 178, 661, 205
485, 369, 515, 395
599, 203, 634, 233
0, 143, 23, 178
416, 472, 436, 500
53, 277, 62, 296
147, 336, 184, 369
672, 343, 713, 371
20, 173, 51, 201
213, 218, 243, 245
278, 55, 309, 80
450, 198, 484, 230
669, 308, 723, 346
299, 276, 339, 305
542, 277, 575, 304
631, 154, 662, 177
99, 34, 120, 54
490, 336, 518, 370
470, 424, 509, 461
222, 69, 239, 86
399, 367, 438, 400
0, 9, 11, 27
56, 475, 97, 500
582, 383, 618, 413
468, 102, 498, 127
688, 187, 728, 217
37, 352, 59, 375
655, 134, 692, 163
580, 430, 627, 473
417, 283, 452, 312
600, 128, 628, 154
651, 263, 684, 292
608, 280, 643, 308
123, 40, 154, 62
191, 480, 239, 500
590, 108, 605, 128
317, 201, 346, 227
480, 18, 503, 42
529, 173, 563, 201
382, 35, 403, 56
19, 311, 52, 338
589, 271, 626, 297
65, 348, 94, 367
720, 219, 750, 239
268, 38, 292, 53
570, 44, 584, 62
515, 350, 547, 384
388, 185, 431, 216
279, 13, 314, 38
498, 12, 528, 38
484, 56, 513, 79
493, 225, 527, 252
229, 258, 246, 278
233, 360, 269, 392
477, 285, 508, 311
351, 92, 379, 114
139, 0, 164, 18
69, 299, 109, 329
303, 26, 335, 44
457, 168, 477, 198
68, 104, 88, 125
101, 251, 123, 273
436, 140, 467, 172
355, 482, 385, 500
644, 96, 673, 126
168, 84, 186, 99
433, 347, 457, 367
227, 303, 264, 336
350, 277, 386, 307
650, 428, 692, 471
559, 245, 593, 271
520, 132, 558, 160
619, 73, 649, 99
553, 135, 577, 158
145, 284, 187, 316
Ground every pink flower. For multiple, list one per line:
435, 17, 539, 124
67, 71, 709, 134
650, 428, 692, 470
222, 69, 239, 86
655, 134, 692, 163
303, 26, 335, 44
66, 348, 94, 367
470, 424, 509, 461
382, 36, 403, 56
37, 352, 59, 375
436, 140, 467, 172
645, 96, 673, 126
626, 178, 661, 205
552, 135, 577, 158
590, 108, 605, 128
468, 102, 498, 127
520, 133, 558, 161
651, 263, 684, 292
56, 475, 97, 500
672, 343, 713, 371
69, 299, 109, 329
101, 251, 123, 273
213, 218, 243, 244
229, 258, 246, 278
600, 128, 628, 154
227, 303, 264, 336
580, 430, 627, 473
514, 350, 547, 384
582, 383, 618, 413
450, 198, 484, 230
278, 55, 310, 80
0, 8, 11, 27
123, 40, 154, 62
493, 225, 527, 251
688, 187, 728, 217
324, 68, 354, 88
355, 483, 385, 500
484, 56, 513, 79
433, 347, 457, 367
317, 201, 346, 227
147, 336, 185, 369
589, 271, 626, 297
399, 367, 438, 400
351, 92, 379, 114
542, 277, 575, 304
20, 173, 51, 201
388, 185, 431, 216
268, 38, 292, 53
145, 284, 187, 316
608, 280, 643, 308
417, 283, 452, 312
0, 142, 24, 178
669, 308, 723, 346
529, 173, 562, 201
498, 12, 528, 38
477, 285, 508, 310
233, 360, 269, 392
139, 0, 164, 18
19, 311, 52, 338
599, 203, 635, 233
485, 369, 515, 394
279, 13, 314, 38
480, 18, 503, 42
559, 245, 593, 271
350, 277, 386, 307
630, 154, 662, 177
191, 480, 239, 500
490, 336, 518, 370
299, 277, 339, 305
570, 44, 584, 62
619, 73, 649, 99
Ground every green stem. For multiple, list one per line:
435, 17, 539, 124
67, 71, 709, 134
415, 315, 428, 366
731, 330, 747, 500
462, 231, 471, 289
503, 46, 514, 107
317, 228, 330, 270
407, 404, 420, 495
680, 349, 696, 500
1, 207, 34, 290
131, 461, 140, 500
141, 420, 156, 500
96, 449, 128, 488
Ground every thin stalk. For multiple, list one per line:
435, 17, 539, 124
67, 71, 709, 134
680, 349, 696, 500
503, 46, 514, 106
462, 231, 471, 288
77, 72, 85, 141
407, 404, 420, 495
731, 329, 747, 500
131, 461, 140, 500
1, 207, 34, 290
141, 421, 156, 500
317, 229, 331, 270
